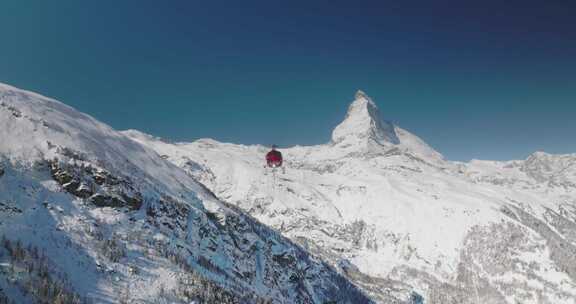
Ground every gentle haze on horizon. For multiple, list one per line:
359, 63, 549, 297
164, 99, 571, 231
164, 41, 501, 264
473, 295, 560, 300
1, 1, 575, 161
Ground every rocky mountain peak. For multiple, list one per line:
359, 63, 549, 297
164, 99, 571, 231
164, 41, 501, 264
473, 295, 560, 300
354, 89, 369, 100
331, 90, 399, 147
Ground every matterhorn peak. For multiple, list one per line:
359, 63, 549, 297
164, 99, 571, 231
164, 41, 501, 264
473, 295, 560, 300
351, 89, 376, 110
331, 90, 399, 148
354, 89, 369, 100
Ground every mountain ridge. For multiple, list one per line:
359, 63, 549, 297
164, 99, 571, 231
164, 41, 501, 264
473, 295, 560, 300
3, 81, 576, 303
126, 90, 576, 303
0, 82, 373, 303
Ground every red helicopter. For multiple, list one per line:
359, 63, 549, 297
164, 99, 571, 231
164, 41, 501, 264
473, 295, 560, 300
265, 144, 285, 180
266, 144, 283, 168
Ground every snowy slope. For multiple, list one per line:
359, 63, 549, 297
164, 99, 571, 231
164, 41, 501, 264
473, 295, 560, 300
0, 82, 372, 303
127, 91, 576, 304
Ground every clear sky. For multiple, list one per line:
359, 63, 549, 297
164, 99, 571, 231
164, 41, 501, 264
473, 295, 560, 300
1, 0, 575, 161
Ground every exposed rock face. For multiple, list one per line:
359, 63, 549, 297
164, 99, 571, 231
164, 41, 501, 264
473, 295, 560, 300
49, 159, 143, 210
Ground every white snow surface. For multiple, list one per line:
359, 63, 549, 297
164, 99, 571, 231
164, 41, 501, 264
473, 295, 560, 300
0, 82, 371, 303
126, 91, 576, 303
0, 82, 214, 204
1, 81, 575, 303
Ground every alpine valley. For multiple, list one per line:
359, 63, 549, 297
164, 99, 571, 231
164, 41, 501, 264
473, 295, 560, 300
1, 82, 575, 303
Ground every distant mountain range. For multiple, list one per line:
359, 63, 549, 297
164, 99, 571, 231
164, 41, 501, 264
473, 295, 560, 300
1, 82, 575, 303
127, 90, 576, 303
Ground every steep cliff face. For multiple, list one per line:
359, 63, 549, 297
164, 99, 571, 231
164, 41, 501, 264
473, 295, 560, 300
0, 83, 372, 304
127, 91, 576, 303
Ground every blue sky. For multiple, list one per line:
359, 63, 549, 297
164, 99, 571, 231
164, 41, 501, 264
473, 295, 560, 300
1, 0, 575, 161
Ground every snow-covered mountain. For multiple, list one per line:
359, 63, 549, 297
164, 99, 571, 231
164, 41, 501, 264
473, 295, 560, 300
0, 82, 372, 303
126, 91, 576, 303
